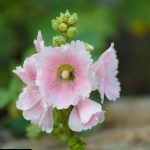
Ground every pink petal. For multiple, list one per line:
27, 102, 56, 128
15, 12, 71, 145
23, 101, 43, 121
78, 98, 102, 123
39, 107, 53, 133
94, 43, 121, 103
89, 68, 98, 91
13, 55, 37, 85
34, 31, 45, 53
68, 98, 105, 132
68, 105, 83, 132
16, 85, 41, 110
23, 101, 53, 133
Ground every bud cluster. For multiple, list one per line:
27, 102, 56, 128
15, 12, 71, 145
52, 10, 78, 46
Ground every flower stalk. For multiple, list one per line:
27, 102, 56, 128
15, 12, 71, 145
53, 107, 85, 150
52, 11, 85, 150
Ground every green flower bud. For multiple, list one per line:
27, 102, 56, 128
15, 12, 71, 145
65, 10, 71, 18
57, 11, 69, 23
52, 19, 59, 31
58, 23, 67, 32
60, 12, 65, 18
56, 16, 64, 23
53, 35, 67, 46
84, 43, 94, 52
67, 27, 77, 39
68, 13, 78, 25
60, 10, 71, 23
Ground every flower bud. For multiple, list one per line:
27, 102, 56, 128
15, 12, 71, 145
58, 23, 67, 32
58, 11, 70, 23
68, 13, 78, 25
56, 16, 64, 23
84, 43, 94, 52
60, 12, 65, 18
51, 19, 59, 31
53, 35, 67, 46
67, 27, 77, 39
65, 10, 71, 18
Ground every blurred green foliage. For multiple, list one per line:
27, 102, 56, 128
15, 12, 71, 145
0, 0, 150, 137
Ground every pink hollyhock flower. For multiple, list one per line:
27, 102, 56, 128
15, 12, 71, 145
34, 30, 45, 53
36, 41, 96, 109
68, 98, 105, 132
94, 43, 121, 103
13, 54, 53, 133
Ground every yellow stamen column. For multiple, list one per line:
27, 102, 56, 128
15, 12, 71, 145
61, 70, 70, 79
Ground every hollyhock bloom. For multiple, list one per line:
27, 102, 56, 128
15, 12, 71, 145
68, 98, 105, 132
36, 40, 96, 109
13, 51, 53, 133
94, 43, 121, 103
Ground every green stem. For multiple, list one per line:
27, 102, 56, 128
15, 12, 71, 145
52, 108, 85, 150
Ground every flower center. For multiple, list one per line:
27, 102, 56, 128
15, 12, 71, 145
61, 70, 70, 79
57, 64, 75, 82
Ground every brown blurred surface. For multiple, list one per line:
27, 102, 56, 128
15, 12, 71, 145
1, 97, 150, 150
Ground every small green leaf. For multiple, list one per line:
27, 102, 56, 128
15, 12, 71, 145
26, 124, 42, 139
69, 136, 85, 150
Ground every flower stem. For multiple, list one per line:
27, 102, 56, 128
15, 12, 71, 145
52, 108, 85, 150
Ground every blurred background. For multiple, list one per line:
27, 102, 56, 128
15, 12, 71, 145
0, 0, 150, 149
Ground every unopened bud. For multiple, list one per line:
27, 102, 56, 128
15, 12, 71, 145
65, 10, 71, 18
57, 11, 70, 24
53, 35, 67, 46
59, 23, 67, 32
68, 13, 78, 25
52, 19, 59, 31
67, 27, 77, 39
60, 12, 65, 18
56, 16, 64, 23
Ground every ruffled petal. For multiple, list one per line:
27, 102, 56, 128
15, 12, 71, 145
13, 55, 37, 85
89, 68, 98, 91
23, 101, 43, 121
94, 43, 121, 103
68, 98, 105, 132
78, 98, 102, 124
16, 85, 41, 110
68, 105, 83, 132
23, 101, 53, 133
39, 106, 53, 133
